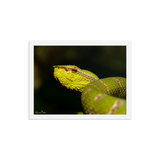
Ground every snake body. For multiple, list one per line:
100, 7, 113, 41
53, 65, 126, 114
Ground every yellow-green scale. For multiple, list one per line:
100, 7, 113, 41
81, 77, 126, 114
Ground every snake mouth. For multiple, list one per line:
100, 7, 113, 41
54, 67, 73, 87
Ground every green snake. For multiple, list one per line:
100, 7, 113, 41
53, 65, 126, 114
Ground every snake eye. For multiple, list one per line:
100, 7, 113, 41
71, 67, 77, 73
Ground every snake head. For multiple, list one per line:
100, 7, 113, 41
53, 65, 99, 92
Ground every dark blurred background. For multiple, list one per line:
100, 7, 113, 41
34, 46, 126, 114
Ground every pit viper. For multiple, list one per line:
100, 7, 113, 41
53, 65, 126, 114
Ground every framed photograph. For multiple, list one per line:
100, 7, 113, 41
26, 38, 134, 122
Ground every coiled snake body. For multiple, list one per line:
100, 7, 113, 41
53, 65, 126, 114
